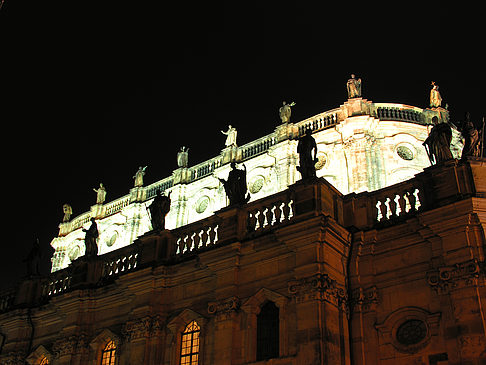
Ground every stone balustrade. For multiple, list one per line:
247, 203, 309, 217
297, 109, 340, 136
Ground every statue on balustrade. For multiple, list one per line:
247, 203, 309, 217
83, 218, 99, 257
23, 238, 41, 276
218, 162, 250, 206
297, 128, 318, 180
430, 81, 443, 108
177, 146, 189, 168
221, 125, 237, 147
133, 166, 147, 187
461, 112, 483, 159
279, 101, 296, 123
423, 117, 453, 164
347, 74, 362, 99
62, 203, 72, 222
148, 190, 172, 230
93, 183, 106, 204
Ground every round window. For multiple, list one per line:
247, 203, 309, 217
396, 145, 414, 160
396, 319, 427, 346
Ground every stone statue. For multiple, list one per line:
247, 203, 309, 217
430, 81, 442, 108
461, 112, 482, 159
217, 162, 250, 206
23, 238, 41, 276
221, 125, 237, 147
297, 129, 318, 180
93, 183, 106, 204
148, 190, 172, 230
82, 218, 99, 257
62, 204, 72, 222
347, 74, 362, 99
133, 166, 147, 187
423, 118, 453, 164
177, 146, 189, 168
279, 101, 296, 123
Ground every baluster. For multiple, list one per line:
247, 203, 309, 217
407, 190, 417, 212
176, 238, 181, 254
256, 210, 265, 230
198, 229, 205, 248
213, 225, 219, 243
272, 204, 280, 225
247, 211, 257, 232
378, 199, 387, 221
414, 188, 422, 210
398, 194, 407, 216
388, 196, 397, 217
182, 235, 189, 253
262, 207, 269, 228
190, 232, 196, 251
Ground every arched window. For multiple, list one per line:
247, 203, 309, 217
39, 358, 49, 365
101, 340, 117, 365
180, 320, 200, 365
257, 301, 279, 361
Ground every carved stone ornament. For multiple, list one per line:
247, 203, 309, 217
350, 285, 379, 313
207, 296, 240, 318
0, 351, 26, 365
53, 333, 87, 358
288, 273, 347, 308
123, 315, 162, 341
426, 259, 483, 294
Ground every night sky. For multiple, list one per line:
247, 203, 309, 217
0, 2, 483, 290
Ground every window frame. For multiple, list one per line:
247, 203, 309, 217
180, 320, 201, 365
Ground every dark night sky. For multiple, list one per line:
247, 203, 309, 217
0, 2, 483, 290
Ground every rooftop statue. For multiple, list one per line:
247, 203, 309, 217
461, 112, 483, 159
347, 74, 362, 99
221, 125, 237, 147
83, 218, 99, 257
23, 238, 41, 276
217, 162, 250, 206
297, 129, 318, 180
177, 146, 189, 168
133, 166, 147, 187
430, 81, 443, 108
279, 101, 296, 123
148, 190, 172, 231
93, 183, 106, 205
423, 117, 453, 164
62, 203, 72, 222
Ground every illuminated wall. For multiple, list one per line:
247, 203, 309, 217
50, 99, 462, 271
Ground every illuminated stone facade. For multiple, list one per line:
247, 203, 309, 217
50, 99, 461, 272
2, 97, 485, 365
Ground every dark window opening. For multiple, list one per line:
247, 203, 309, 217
257, 301, 279, 361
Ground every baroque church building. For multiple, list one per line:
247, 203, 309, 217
1, 81, 485, 365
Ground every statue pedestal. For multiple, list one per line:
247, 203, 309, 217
129, 187, 146, 203
172, 168, 190, 185
341, 98, 372, 118
90, 204, 104, 219
221, 146, 238, 164
275, 122, 297, 142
